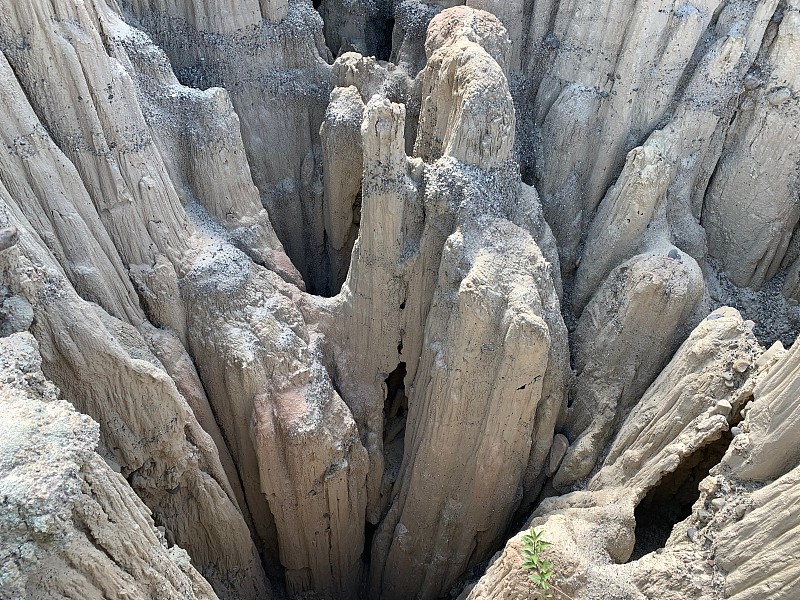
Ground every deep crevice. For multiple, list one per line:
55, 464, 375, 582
380, 361, 408, 548
362, 521, 377, 563
383, 362, 407, 428
375, 17, 395, 61
628, 433, 732, 561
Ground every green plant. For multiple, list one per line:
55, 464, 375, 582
521, 528, 554, 595
520, 528, 572, 599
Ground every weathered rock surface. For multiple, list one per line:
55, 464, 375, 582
704, 0, 800, 291
120, 0, 334, 293
314, 11, 570, 599
2, 0, 800, 598
463, 307, 800, 599
0, 332, 219, 600
0, 205, 270, 600
555, 253, 706, 490
320, 85, 365, 294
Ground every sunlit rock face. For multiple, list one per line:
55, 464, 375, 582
1, 0, 799, 599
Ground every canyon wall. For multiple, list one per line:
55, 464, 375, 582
1, 0, 799, 598
0, 332, 221, 600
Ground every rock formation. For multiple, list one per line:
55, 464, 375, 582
465, 307, 798, 599
0, 332, 220, 600
1, 0, 799, 598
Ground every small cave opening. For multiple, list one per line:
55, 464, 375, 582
314, 192, 361, 298
628, 433, 732, 561
380, 361, 408, 536
362, 521, 378, 566
383, 362, 407, 441
372, 17, 395, 62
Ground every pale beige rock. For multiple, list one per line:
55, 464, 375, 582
106, 12, 304, 288
325, 96, 421, 527
252, 351, 368, 599
0, 51, 143, 325
0, 3, 281, 587
1, 0, 194, 272
4, 2, 800, 600
180, 240, 369, 598
312, 12, 569, 599
722, 331, 800, 481
319, 0, 368, 56
372, 221, 564, 600
572, 0, 788, 321
466, 0, 526, 71
414, 8, 515, 169
547, 433, 569, 477
714, 463, 800, 599
331, 51, 419, 155
390, 0, 447, 76
589, 307, 761, 492
467, 307, 763, 600
633, 328, 800, 600
322, 18, 569, 597
144, 325, 249, 517
0, 214, 270, 600
555, 253, 705, 490
528, 0, 778, 274
0, 332, 219, 600
423, 5, 511, 69
573, 143, 673, 314
333, 52, 393, 99
119, 0, 333, 291
0, 2, 374, 597
704, 0, 800, 290
463, 489, 637, 600
320, 86, 365, 294
0, 0, 204, 355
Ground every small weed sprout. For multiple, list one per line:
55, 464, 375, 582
520, 528, 572, 599
521, 528, 554, 595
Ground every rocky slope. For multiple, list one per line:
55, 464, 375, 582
0, 332, 220, 600
0, 0, 798, 599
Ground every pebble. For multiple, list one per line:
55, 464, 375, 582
0, 226, 19, 251
731, 426, 742, 436
743, 73, 763, 90
698, 509, 713, 523
733, 358, 750, 373
735, 504, 747, 519
687, 527, 698, 542
699, 478, 719, 494
711, 498, 727, 511
711, 399, 732, 416
768, 86, 792, 106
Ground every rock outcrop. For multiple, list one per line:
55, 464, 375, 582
0, 332, 220, 600
464, 307, 768, 599
317, 11, 569, 599
704, 0, 800, 292
2, 0, 800, 598
120, 0, 334, 293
